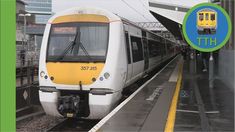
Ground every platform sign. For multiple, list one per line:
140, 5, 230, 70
183, 3, 231, 52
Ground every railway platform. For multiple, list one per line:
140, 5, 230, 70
90, 54, 234, 132
90, 56, 182, 131
175, 55, 234, 131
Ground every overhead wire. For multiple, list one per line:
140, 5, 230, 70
120, 0, 152, 22
137, 0, 149, 11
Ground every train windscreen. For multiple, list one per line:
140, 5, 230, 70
46, 23, 109, 62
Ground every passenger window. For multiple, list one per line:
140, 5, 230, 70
125, 32, 131, 64
130, 36, 143, 62
199, 13, 204, 21
161, 44, 166, 55
211, 14, 215, 21
148, 40, 159, 57
132, 42, 138, 50
205, 13, 209, 20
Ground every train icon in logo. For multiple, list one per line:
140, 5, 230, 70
197, 8, 217, 35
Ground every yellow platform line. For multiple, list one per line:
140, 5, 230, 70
164, 61, 183, 132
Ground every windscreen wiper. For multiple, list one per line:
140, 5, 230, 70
55, 30, 79, 61
77, 41, 93, 61
55, 40, 74, 61
55, 28, 92, 62
74, 29, 92, 61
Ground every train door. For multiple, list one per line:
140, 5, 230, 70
142, 31, 149, 71
124, 30, 133, 81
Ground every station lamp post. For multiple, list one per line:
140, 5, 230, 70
18, 13, 31, 51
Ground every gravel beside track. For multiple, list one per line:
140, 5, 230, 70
17, 115, 65, 132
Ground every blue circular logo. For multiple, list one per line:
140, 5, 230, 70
183, 3, 232, 52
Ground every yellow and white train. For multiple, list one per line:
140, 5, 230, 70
39, 7, 178, 119
197, 8, 217, 34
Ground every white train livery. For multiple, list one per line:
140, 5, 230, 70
39, 7, 178, 119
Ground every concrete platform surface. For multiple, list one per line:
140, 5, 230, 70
175, 57, 234, 131
90, 56, 182, 132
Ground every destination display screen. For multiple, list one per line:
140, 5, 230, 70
52, 27, 76, 34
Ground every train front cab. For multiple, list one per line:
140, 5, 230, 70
39, 9, 128, 119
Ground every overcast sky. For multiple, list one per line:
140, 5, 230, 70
52, 0, 208, 22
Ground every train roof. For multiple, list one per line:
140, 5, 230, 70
119, 16, 175, 43
48, 7, 121, 24
198, 8, 216, 13
48, 7, 176, 44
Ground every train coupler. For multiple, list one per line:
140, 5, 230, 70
58, 96, 81, 118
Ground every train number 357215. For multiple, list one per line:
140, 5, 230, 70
80, 66, 97, 70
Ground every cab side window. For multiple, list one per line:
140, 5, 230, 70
125, 32, 131, 64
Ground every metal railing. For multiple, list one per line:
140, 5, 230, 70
16, 59, 39, 87
135, 22, 167, 31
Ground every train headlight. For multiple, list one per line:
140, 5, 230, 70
104, 72, 110, 79
40, 71, 45, 78
99, 77, 104, 81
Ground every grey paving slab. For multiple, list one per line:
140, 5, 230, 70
140, 82, 176, 132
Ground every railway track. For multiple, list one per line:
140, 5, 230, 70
47, 118, 100, 132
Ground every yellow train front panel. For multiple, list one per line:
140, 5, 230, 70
46, 62, 104, 85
